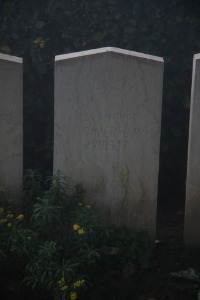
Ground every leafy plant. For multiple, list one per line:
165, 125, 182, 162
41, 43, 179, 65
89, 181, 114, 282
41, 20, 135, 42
25, 241, 60, 290
171, 268, 200, 300
32, 197, 61, 238
0, 170, 153, 299
171, 268, 200, 282
23, 169, 45, 218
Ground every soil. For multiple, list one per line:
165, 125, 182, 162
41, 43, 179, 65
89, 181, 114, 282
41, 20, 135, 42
107, 205, 200, 300
2, 205, 200, 300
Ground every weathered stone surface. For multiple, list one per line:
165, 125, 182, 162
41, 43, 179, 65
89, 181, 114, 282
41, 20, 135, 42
0, 53, 23, 209
185, 54, 200, 247
54, 47, 164, 238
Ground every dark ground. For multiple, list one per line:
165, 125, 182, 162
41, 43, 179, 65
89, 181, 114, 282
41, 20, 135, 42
109, 205, 200, 300
2, 204, 200, 300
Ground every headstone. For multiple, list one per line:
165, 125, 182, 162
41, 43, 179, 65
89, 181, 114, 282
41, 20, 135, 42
54, 47, 164, 238
185, 53, 200, 247
0, 53, 23, 210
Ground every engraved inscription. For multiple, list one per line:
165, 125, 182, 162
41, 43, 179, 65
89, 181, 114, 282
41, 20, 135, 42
79, 112, 141, 154
84, 140, 128, 151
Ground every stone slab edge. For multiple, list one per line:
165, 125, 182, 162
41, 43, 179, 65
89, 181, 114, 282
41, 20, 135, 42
185, 53, 200, 240
187, 55, 198, 145
55, 47, 164, 63
186, 53, 199, 185
0, 53, 23, 63
194, 53, 200, 60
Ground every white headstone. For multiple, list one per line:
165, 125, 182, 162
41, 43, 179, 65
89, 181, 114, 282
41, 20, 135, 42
54, 47, 164, 238
0, 53, 23, 210
185, 53, 200, 247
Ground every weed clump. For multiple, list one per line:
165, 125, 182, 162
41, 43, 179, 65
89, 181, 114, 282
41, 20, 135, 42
0, 170, 153, 299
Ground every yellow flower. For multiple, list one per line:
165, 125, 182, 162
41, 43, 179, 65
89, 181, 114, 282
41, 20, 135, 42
70, 291, 78, 300
73, 224, 80, 231
81, 279, 85, 285
7, 213, 13, 219
57, 277, 65, 286
73, 279, 85, 288
60, 285, 68, 291
7, 223, 12, 228
57, 277, 68, 291
78, 228, 85, 235
27, 236, 32, 240
16, 214, 24, 220
78, 202, 82, 206
85, 205, 91, 209
0, 207, 4, 214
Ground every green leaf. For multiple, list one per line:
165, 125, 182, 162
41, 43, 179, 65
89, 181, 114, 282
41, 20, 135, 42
123, 26, 135, 40
64, 10, 72, 16
36, 21, 45, 29
115, 13, 121, 20
11, 33, 18, 40
0, 45, 11, 54
130, 19, 136, 27
92, 32, 105, 42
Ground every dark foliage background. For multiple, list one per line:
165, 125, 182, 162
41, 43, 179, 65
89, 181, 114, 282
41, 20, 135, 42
1, 0, 200, 209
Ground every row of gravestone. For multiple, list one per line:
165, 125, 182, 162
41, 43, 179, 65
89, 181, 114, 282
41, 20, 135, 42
0, 48, 199, 246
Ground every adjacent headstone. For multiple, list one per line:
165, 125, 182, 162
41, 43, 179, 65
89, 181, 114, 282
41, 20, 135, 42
54, 47, 164, 238
185, 53, 200, 247
0, 53, 23, 210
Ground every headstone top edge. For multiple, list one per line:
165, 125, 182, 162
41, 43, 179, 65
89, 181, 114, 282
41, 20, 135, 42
194, 53, 200, 60
55, 47, 164, 63
0, 53, 23, 63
